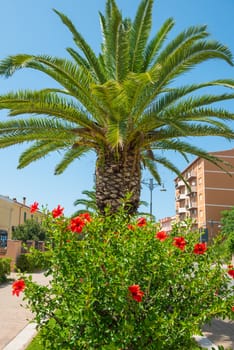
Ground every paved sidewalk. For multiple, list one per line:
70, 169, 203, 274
202, 319, 234, 350
0, 272, 50, 350
0, 272, 233, 350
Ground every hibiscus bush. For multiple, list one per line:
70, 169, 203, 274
14, 203, 234, 350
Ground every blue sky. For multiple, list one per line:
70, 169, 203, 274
0, 0, 233, 219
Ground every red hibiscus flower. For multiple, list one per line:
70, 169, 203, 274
128, 284, 144, 302
52, 204, 64, 218
173, 236, 186, 251
12, 279, 26, 297
30, 201, 39, 213
155, 231, 168, 241
68, 216, 85, 233
232, 306, 234, 312
137, 217, 147, 227
79, 213, 91, 223
127, 224, 135, 231
193, 242, 207, 255
227, 268, 234, 278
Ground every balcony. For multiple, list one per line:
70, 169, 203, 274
187, 202, 197, 210
178, 207, 186, 214
176, 180, 185, 188
176, 193, 187, 201
186, 171, 196, 180
186, 186, 197, 194
189, 213, 198, 220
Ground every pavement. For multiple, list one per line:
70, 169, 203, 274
0, 272, 233, 350
0, 272, 49, 350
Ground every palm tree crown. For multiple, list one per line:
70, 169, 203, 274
0, 0, 234, 213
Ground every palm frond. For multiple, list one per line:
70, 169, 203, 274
144, 79, 234, 117
130, 0, 153, 72
145, 124, 234, 143
0, 54, 98, 109
141, 156, 162, 184
157, 40, 233, 89
143, 17, 174, 70
54, 146, 91, 175
53, 9, 106, 83
0, 120, 74, 148
164, 93, 234, 115
67, 48, 90, 70
106, 120, 127, 148
18, 140, 66, 168
0, 90, 107, 132
156, 25, 209, 64
91, 80, 129, 118
114, 20, 131, 82
99, 0, 122, 79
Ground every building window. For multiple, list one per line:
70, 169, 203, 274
24, 212, 27, 222
199, 193, 203, 201
0, 230, 8, 247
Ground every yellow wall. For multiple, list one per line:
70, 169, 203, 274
0, 196, 43, 240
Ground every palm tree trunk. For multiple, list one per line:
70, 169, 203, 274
95, 149, 141, 215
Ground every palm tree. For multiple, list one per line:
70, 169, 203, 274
73, 189, 98, 216
0, 0, 234, 214
72, 188, 149, 217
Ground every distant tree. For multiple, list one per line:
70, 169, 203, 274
220, 207, 234, 254
12, 219, 47, 242
220, 207, 234, 234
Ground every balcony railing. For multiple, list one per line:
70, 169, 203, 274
178, 207, 186, 213
186, 171, 196, 180
176, 193, 187, 201
187, 202, 197, 209
186, 186, 197, 194
176, 180, 185, 188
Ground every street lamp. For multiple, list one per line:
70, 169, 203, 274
141, 178, 166, 217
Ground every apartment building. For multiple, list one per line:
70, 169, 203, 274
160, 216, 176, 233
175, 148, 234, 241
0, 195, 42, 246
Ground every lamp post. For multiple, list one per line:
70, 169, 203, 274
142, 178, 166, 218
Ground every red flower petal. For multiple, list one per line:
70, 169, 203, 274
128, 284, 144, 302
227, 269, 234, 278
79, 213, 91, 223
12, 279, 26, 297
193, 242, 207, 255
30, 201, 39, 213
52, 204, 64, 218
68, 216, 85, 233
155, 231, 168, 241
137, 217, 147, 227
173, 237, 186, 251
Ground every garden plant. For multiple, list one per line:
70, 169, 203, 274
12, 202, 234, 350
0, 0, 234, 214
0, 257, 11, 283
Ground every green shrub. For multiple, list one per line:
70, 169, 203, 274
0, 257, 11, 283
12, 219, 47, 242
16, 250, 52, 273
227, 231, 234, 255
19, 206, 233, 350
16, 254, 33, 272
